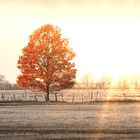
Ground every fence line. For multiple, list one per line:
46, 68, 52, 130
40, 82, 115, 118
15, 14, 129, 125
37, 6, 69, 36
0, 89, 140, 102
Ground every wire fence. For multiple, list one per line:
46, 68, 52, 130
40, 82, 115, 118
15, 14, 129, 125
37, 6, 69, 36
0, 89, 140, 102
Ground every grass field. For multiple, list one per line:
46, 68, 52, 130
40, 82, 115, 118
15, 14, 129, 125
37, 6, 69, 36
0, 102, 140, 140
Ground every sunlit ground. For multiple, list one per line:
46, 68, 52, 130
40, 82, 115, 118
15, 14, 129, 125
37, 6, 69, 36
0, 102, 140, 139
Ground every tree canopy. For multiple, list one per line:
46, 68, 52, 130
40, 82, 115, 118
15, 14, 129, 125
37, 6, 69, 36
17, 24, 76, 100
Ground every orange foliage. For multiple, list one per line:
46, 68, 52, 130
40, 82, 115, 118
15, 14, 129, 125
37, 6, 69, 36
17, 24, 76, 98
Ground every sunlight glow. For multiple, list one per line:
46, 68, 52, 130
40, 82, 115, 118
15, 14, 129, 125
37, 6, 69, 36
61, 21, 140, 82
1, 0, 140, 83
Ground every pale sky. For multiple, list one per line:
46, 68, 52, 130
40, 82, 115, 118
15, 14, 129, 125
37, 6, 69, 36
1, 0, 140, 83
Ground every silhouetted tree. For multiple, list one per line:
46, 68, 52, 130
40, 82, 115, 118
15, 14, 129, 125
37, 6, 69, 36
0, 74, 8, 90
117, 76, 129, 89
80, 73, 94, 88
0, 74, 5, 83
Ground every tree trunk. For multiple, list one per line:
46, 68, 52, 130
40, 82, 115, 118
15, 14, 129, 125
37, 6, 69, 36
44, 86, 50, 102
47, 93, 50, 101
44, 93, 50, 102
44, 94, 48, 102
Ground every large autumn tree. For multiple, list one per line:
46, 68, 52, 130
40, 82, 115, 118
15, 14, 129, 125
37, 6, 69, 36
17, 24, 76, 101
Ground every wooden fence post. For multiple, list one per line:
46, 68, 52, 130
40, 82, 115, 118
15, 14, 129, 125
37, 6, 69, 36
90, 92, 93, 101
81, 94, 83, 102
55, 93, 58, 102
96, 91, 99, 101
123, 93, 126, 100
13, 94, 16, 101
34, 94, 38, 102
72, 94, 75, 102
1, 94, 4, 101
60, 93, 64, 102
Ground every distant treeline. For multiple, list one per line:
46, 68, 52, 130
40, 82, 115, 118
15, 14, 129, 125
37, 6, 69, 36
0, 82, 22, 90
0, 74, 22, 90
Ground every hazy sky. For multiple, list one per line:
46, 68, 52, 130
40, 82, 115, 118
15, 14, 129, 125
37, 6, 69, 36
1, 0, 140, 83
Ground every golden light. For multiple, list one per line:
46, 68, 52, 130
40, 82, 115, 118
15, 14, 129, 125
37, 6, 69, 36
1, 0, 140, 83
61, 21, 140, 83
